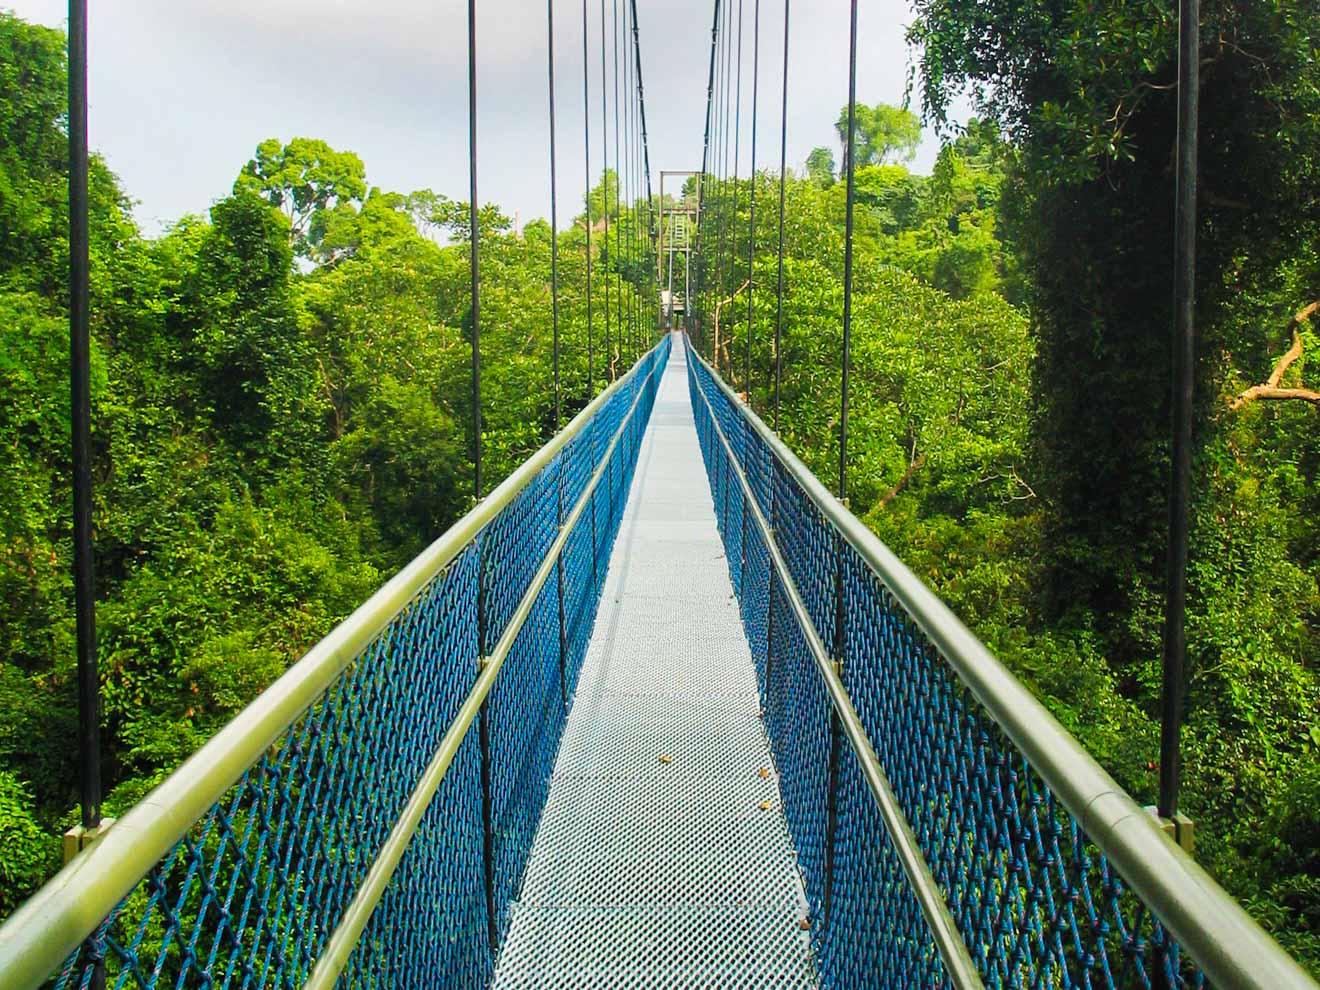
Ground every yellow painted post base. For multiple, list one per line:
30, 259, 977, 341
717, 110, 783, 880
63, 818, 116, 865
1144, 806, 1195, 854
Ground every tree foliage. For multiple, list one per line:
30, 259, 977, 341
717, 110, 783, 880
835, 102, 922, 167
693, 66, 1318, 968
0, 9, 659, 920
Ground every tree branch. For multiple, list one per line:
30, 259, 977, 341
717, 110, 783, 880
1229, 301, 1319, 410
877, 453, 926, 509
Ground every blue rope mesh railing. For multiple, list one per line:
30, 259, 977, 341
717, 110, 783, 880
1, 338, 669, 990
685, 335, 1316, 990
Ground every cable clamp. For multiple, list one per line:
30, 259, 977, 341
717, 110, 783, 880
63, 818, 117, 865
1143, 806, 1195, 854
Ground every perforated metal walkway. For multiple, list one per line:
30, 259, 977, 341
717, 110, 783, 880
490, 336, 818, 988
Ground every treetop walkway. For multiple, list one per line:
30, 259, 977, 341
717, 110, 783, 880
1, 335, 1315, 990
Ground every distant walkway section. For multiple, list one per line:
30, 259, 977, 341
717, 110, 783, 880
490, 335, 818, 988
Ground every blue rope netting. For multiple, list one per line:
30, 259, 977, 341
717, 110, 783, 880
687, 344, 1206, 990
51, 339, 669, 990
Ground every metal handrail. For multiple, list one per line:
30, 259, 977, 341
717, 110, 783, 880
685, 336, 1319, 990
304, 338, 667, 989
686, 343, 984, 990
0, 340, 668, 990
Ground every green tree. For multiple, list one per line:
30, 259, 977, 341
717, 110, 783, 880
806, 147, 836, 188
234, 138, 367, 257
911, 0, 1320, 965
835, 102, 921, 167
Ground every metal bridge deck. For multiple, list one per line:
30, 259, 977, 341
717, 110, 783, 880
490, 337, 818, 988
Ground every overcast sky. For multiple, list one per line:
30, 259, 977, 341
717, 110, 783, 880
7, 0, 958, 235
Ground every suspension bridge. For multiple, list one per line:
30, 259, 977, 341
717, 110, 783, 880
2, 0, 1318, 988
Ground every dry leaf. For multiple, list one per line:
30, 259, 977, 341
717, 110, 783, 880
758, 800, 772, 811
798, 918, 811, 931
658, 754, 673, 764
758, 767, 771, 780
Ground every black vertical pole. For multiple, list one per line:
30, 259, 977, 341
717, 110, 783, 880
68, 0, 101, 841
468, 0, 497, 956
763, 0, 789, 742
732, 0, 745, 386
824, 0, 859, 931
548, 0, 569, 711
582, 0, 595, 399
600, 0, 612, 381
744, 0, 760, 406
1159, 0, 1198, 823
614, 0, 625, 371
696, 1, 721, 352
773, 0, 789, 433
838, 0, 858, 504
468, 0, 483, 501
548, 1, 561, 434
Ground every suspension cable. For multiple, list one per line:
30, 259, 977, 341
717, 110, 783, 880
613, 0, 625, 367
599, 0, 612, 380
773, 0, 789, 431
68, 0, 103, 858
622, 0, 634, 362
633, 0, 655, 346
744, 0, 760, 405
548, 0, 561, 431
467, 0, 482, 499
839, 0, 858, 500
696, 0, 722, 351
581, 0, 595, 397
733, 0, 745, 299
712, 0, 730, 368
631, 0, 642, 354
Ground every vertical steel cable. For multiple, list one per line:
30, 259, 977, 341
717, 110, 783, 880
773, 0, 790, 431
629, 0, 640, 357
631, 1, 641, 357
1160, 0, 1199, 825
712, 0, 731, 369
697, 1, 722, 352
466, 0, 498, 956
733, 0, 745, 294
744, 0, 760, 405
630, 0, 655, 352
824, 0, 860, 932
600, 0, 612, 380
548, 0, 569, 713
613, 0, 625, 366
468, 0, 482, 499
763, 0, 790, 818
68, 0, 103, 894
631, 0, 641, 360
548, 0, 562, 432
722, 0, 736, 325
839, 0, 858, 503
710, 0, 723, 342
582, 0, 595, 397
621, 0, 633, 366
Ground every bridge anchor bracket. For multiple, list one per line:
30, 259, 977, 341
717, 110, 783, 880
63, 818, 116, 865
1143, 806, 1195, 854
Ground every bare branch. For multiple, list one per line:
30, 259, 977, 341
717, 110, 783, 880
1229, 302, 1319, 410
877, 453, 927, 509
